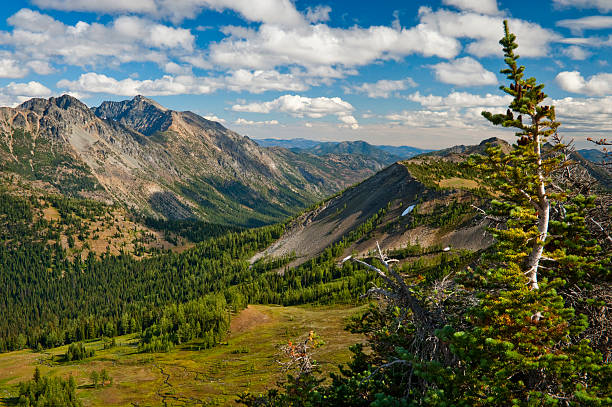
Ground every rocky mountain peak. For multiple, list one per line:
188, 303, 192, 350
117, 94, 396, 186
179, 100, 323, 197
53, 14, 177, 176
131, 95, 168, 112
18, 94, 91, 115
94, 95, 172, 136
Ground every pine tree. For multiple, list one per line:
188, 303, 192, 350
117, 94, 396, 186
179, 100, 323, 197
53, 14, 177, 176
478, 20, 561, 291
431, 21, 612, 406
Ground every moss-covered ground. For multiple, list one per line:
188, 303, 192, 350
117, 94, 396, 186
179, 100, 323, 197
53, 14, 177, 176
0, 304, 365, 406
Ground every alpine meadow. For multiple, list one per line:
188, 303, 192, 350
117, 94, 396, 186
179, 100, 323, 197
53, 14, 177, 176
0, 1, 610, 406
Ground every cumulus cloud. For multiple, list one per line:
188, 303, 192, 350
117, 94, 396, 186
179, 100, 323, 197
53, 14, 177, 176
552, 0, 612, 13
232, 94, 358, 128
210, 22, 461, 71
556, 71, 612, 96
57, 72, 219, 96
203, 114, 226, 123
0, 81, 52, 107
0, 9, 194, 72
33, 0, 306, 25
557, 16, 612, 34
442, 0, 500, 15
561, 46, 592, 60
431, 57, 497, 86
348, 78, 417, 98
0, 57, 29, 78
407, 91, 512, 108
553, 96, 612, 132
418, 7, 560, 57
32, 0, 157, 13
224, 69, 309, 93
57, 68, 317, 96
235, 118, 279, 125
305, 5, 332, 23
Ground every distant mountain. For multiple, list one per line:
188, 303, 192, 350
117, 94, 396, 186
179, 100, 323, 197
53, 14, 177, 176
573, 149, 612, 190
0, 95, 386, 227
578, 149, 607, 164
253, 138, 322, 150
376, 145, 432, 158
305, 140, 400, 165
254, 138, 430, 162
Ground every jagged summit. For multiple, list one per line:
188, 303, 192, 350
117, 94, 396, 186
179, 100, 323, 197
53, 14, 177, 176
94, 95, 173, 136
131, 95, 168, 111
18, 94, 91, 114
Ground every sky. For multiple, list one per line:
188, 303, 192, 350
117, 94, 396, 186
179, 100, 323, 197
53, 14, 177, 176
0, 0, 610, 148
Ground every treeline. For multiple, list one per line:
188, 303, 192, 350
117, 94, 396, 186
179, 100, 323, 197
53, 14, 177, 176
138, 294, 229, 352
18, 368, 81, 407
0, 203, 388, 352
64, 342, 95, 361
142, 216, 244, 243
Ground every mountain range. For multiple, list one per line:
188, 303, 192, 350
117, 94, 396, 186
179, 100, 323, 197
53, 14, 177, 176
0, 95, 393, 227
254, 138, 431, 161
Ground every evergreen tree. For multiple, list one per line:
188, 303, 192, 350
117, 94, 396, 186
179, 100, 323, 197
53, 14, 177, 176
478, 20, 561, 291
430, 21, 612, 406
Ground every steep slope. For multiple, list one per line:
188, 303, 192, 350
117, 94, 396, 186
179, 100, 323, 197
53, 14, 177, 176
0, 95, 384, 227
252, 150, 495, 267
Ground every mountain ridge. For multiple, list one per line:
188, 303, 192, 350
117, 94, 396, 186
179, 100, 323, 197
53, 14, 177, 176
0, 95, 391, 226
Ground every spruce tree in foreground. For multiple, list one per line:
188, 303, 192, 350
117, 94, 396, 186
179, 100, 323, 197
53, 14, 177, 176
478, 20, 561, 291
433, 20, 611, 406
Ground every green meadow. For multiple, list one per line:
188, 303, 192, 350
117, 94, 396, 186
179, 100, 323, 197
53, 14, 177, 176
0, 304, 365, 406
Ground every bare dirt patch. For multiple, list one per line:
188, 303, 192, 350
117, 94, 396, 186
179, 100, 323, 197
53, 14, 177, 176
230, 305, 273, 333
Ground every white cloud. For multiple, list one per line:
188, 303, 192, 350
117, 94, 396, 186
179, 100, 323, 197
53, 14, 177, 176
561, 46, 592, 60
552, 0, 612, 13
556, 71, 612, 96
0, 57, 29, 78
235, 118, 279, 125
26, 60, 55, 75
0, 81, 52, 107
385, 109, 472, 129
57, 72, 220, 96
0, 9, 194, 71
557, 16, 612, 34
418, 7, 560, 57
305, 5, 332, 23
442, 0, 500, 15
224, 69, 309, 93
553, 96, 612, 132
33, 0, 306, 25
210, 22, 460, 71
431, 57, 497, 86
32, 0, 157, 13
348, 77, 417, 98
407, 91, 512, 108
57, 69, 317, 96
203, 114, 226, 123
232, 94, 358, 128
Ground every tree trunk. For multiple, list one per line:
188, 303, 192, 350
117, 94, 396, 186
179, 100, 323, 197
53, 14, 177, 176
525, 133, 549, 290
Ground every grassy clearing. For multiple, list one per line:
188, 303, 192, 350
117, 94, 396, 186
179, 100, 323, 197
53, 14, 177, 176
0, 304, 365, 406
438, 177, 479, 189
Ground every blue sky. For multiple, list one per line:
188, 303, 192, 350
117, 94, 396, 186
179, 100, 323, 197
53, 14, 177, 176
0, 0, 610, 148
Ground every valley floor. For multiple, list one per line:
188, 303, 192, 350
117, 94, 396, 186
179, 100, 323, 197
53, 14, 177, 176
0, 304, 365, 406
